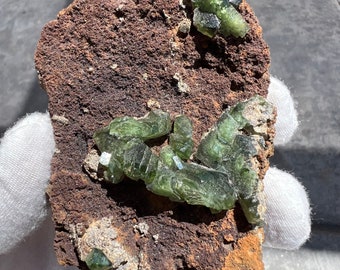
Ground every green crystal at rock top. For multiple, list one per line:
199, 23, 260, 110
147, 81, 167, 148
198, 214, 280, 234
191, 0, 249, 38
85, 248, 112, 270
193, 8, 221, 38
93, 96, 274, 224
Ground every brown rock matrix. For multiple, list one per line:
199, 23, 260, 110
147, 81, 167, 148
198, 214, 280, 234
35, 0, 272, 269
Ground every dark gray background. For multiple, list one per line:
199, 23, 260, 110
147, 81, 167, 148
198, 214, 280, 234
0, 0, 339, 269
250, 0, 340, 268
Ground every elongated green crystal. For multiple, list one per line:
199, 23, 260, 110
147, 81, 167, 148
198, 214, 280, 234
169, 115, 194, 160
159, 145, 180, 170
93, 96, 275, 224
108, 110, 171, 140
196, 96, 274, 223
85, 248, 112, 270
191, 0, 249, 38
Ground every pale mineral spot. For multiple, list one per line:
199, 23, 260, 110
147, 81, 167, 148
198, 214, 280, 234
133, 222, 150, 237
51, 114, 69, 125
142, 73, 148, 80
82, 107, 90, 113
99, 152, 112, 167
74, 217, 141, 270
83, 149, 102, 180
173, 73, 190, 93
178, 18, 191, 34
152, 234, 159, 243
146, 98, 160, 109
110, 63, 118, 70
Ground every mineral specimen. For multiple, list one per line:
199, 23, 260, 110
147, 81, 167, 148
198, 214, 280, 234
93, 96, 274, 224
85, 248, 112, 270
191, 0, 249, 38
36, 0, 272, 267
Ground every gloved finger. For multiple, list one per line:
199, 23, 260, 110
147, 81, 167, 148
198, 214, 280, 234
0, 210, 78, 270
0, 112, 55, 254
267, 76, 299, 146
263, 167, 311, 250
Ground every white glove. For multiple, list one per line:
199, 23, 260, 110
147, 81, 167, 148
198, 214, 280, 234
264, 77, 311, 249
0, 77, 311, 269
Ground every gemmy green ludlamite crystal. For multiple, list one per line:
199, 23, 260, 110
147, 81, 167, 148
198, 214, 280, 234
191, 0, 249, 38
108, 109, 171, 140
196, 96, 274, 223
169, 115, 194, 160
93, 96, 274, 224
85, 248, 112, 270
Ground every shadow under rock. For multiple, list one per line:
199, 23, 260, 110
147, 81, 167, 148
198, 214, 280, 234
270, 147, 340, 251
101, 178, 252, 231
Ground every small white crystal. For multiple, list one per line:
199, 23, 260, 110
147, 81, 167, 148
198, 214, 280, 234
172, 156, 183, 170
99, 152, 112, 166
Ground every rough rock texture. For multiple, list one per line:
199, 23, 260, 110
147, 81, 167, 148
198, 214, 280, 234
35, 0, 272, 269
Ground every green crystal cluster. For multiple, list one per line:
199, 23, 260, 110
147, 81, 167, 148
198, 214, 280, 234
191, 0, 249, 38
85, 248, 112, 270
93, 96, 274, 224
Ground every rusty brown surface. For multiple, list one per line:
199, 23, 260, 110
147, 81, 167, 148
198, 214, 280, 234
223, 229, 264, 270
35, 0, 272, 269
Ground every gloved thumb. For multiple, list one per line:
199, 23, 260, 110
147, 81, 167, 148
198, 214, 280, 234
263, 167, 311, 250
0, 112, 55, 254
